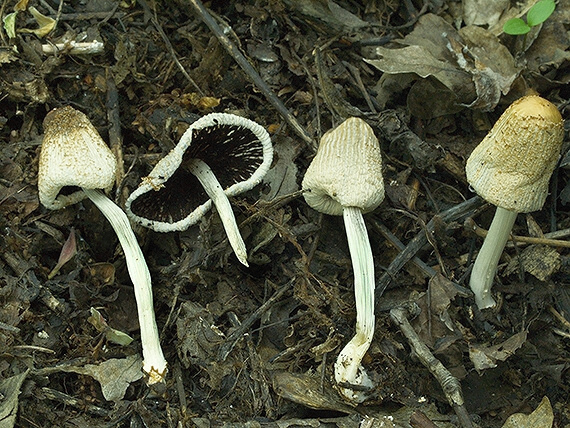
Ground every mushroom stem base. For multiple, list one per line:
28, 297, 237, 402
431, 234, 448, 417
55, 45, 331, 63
83, 188, 167, 385
186, 158, 249, 266
470, 206, 517, 309
334, 206, 375, 403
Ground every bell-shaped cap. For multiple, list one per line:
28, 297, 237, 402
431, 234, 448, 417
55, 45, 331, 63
38, 106, 117, 210
302, 117, 384, 216
466, 95, 564, 213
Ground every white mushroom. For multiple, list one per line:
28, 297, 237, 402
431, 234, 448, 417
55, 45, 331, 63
38, 106, 167, 385
126, 113, 273, 267
465, 95, 564, 309
302, 117, 384, 403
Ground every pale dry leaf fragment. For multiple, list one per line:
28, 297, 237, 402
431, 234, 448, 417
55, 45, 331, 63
456, 25, 520, 110
282, 0, 368, 32
19, 6, 55, 38
504, 245, 561, 281
0, 370, 29, 428
469, 330, 527, 373
365, 14, 475, 117
366, 13, 523, 115
368, 44, 470, 92
260, 137, 301, 200
501, 396, 554, 428
463, 0, 509, 27
176, 301, 225, 368
59, 355, 143, 401
411, 274, 460, 348
271, 370, 355, 413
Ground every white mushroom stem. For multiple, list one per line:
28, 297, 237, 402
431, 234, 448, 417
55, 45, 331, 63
82, 188, 167, 385
469, 206, 518, 309
185, 158, 248, 266
334, 206, 375, 403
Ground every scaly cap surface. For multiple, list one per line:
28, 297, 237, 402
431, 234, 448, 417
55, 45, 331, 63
38, 106, 117, 210
302, 117, 384, 215
465, 95, 564, 213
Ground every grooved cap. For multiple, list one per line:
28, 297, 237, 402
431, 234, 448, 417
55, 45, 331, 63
38, 106, 117, 210
302, 117, 384, 215
465, 95, 564, 213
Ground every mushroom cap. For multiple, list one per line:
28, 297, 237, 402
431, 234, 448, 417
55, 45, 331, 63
126, 113, 273, 232
301, 117, 384, 216
38, 106, 117, 210
465, 95, 564, 213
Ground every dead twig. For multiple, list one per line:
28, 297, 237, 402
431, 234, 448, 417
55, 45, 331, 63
390, 305, 473, 428
549, 306, 570, 331
375, 196, 481, 304
217, 279, 292, 361
187, 0, 314, 148
41, 387, 108, 417
370, 217, 436, 278
410, 410, 441, 428
465, 217, 570, 248
370, 218, 472, 297
105, 70, 125, 195
138, 0, 204, 95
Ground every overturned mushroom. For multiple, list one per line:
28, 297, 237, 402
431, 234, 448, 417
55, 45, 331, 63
38, 106, 167, 385
126, 113, 273, 266
302, 117, 384, 403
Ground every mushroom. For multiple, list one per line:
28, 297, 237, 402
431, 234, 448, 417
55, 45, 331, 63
125, 112, 273, 267
301, 117, 384, 403
465, 95, 564, 309
38, 106, 167, 385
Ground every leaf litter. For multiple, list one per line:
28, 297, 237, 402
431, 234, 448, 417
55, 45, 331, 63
0, 0, 569, 427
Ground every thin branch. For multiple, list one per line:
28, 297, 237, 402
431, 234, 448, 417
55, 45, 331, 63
187, 0, 314, 148
390, 306, 474, 428
375, 196, 481, 304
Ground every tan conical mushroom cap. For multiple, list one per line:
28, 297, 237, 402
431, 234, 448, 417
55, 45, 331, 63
302, 117, 384, 216
466, 95, 564, 213
39, 106, 117, 210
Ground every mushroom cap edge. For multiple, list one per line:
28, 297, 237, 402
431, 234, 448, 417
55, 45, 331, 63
125, 112, 273, 231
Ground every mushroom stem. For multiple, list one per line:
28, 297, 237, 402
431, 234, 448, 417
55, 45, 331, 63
185, 158, 249, 266
334, 206, 375, 402
82, 188, 167, 385
469, 206, 518, 309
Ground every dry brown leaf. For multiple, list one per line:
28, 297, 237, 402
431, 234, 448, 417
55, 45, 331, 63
502, 396, 554, 428
469, 331, 528, 372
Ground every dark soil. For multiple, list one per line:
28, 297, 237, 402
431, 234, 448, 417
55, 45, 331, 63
1, 1, 569, 427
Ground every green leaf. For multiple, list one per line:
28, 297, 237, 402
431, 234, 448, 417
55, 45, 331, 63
88, 307, 133, 346
3, 12, 17, 39
503, 18, 531, 35
105, 328, 134, 346
527, 0, 556, 27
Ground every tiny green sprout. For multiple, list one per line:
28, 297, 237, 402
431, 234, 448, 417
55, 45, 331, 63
503, 0, 556, 35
